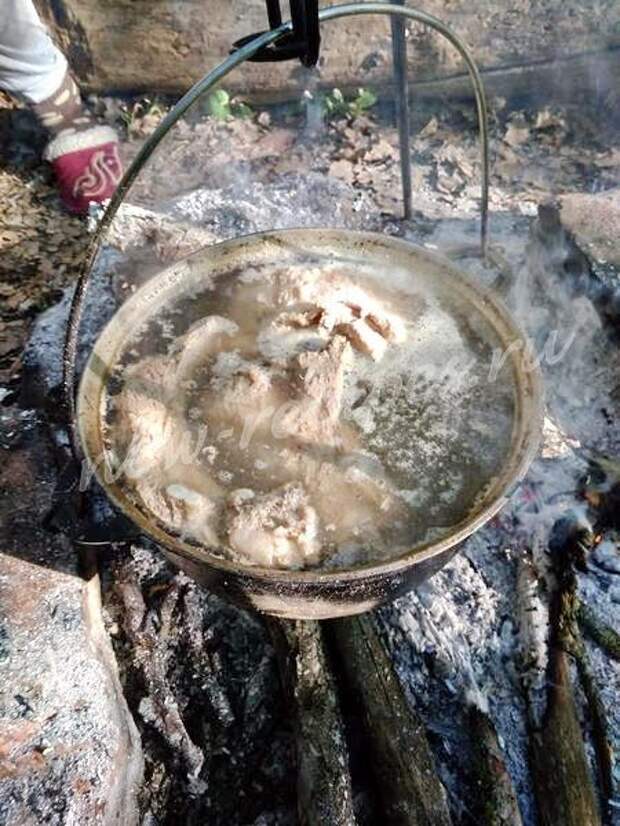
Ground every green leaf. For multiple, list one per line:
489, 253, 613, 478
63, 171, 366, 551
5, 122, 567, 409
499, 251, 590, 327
208, 89, 232, 120
319, 86, 378, 121
232, 100, 254, 119
354, 88, 378, 111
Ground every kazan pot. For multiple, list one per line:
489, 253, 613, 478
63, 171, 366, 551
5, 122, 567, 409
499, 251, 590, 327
76, 228, 543, 619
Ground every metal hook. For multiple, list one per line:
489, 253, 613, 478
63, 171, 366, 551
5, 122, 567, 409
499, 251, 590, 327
232, 0, 320, 66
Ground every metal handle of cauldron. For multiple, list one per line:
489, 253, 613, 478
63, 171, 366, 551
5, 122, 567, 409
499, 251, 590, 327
62, 2, 490, 468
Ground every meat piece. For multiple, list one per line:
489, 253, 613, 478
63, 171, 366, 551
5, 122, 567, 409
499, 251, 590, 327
257, 303, 327, 361
335, 318, 389, 362
165, 482, 220, 546
225, 483, 321, 569
267, 299, 398, 363
366, 310, 406, 343
297, 335, 352, 423
329, 281, 406, 343
274, 267, 406, 358
172, 315, 239, 383
203, 336, 356, 452
274, 336, 354, 449
134, 480, 221, 547
118, 401, 179, 479
113, 355, 224, 538
200, 334, 359, 454
112, 356, 181, 477
273, 265, 325, 307
318, 299, 358, 333
203, 360, 288, 449
135, 479, 185, 527
278, 449, 405, 545
273, 304, 323, 329
321, 295, 405, 359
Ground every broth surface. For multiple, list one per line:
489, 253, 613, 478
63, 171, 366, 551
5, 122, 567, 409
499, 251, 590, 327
103, 254, 516, 569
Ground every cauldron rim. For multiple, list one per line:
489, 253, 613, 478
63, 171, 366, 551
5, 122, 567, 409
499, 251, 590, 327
77, 227, 544, 590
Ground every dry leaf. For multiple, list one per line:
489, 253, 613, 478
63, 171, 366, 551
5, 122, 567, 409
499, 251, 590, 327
504, 120, 530, 148
329, 159, 355, 184
533, 107, 566, 131
418, 116, 439, 139
365, 138, 395, 163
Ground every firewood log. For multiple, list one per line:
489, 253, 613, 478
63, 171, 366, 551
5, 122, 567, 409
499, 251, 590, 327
578, 602, 620, 662
517, 532, 602, 826
268, 619, 356, 826
468, 703, 524, 826
528, 648, 600, 826
328, 613, 452, 826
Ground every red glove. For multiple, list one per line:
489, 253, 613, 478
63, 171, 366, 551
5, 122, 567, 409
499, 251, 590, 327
44, 126, 122, 214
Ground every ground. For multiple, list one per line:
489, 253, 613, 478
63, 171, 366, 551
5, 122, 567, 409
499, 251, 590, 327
1, 78, 620, 825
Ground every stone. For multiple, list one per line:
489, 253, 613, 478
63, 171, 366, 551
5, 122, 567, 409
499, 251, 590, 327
0, 409, 143, 825
559, 188, 620, 269
37, 1, 620, 97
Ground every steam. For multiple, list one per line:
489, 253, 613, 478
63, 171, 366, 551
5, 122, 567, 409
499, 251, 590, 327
490, 208, 619, 554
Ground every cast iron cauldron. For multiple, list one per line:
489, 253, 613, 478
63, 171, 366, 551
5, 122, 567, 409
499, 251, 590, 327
76, 229, 543, 618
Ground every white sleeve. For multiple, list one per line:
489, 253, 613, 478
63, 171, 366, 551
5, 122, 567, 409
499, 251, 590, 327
0, 0, 68, 103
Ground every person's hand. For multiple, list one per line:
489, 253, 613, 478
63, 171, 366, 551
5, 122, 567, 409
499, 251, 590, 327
33, 71, 123, 213
45, 126, 122, 213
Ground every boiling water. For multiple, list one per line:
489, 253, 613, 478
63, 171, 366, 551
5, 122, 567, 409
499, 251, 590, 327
102, 250, 517, 570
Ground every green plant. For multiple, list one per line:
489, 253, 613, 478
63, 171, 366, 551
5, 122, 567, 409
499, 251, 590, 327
348, 87, 378, 118
118, 97, 167, 134
207, 89, 254, 121
321, 87, 377, 120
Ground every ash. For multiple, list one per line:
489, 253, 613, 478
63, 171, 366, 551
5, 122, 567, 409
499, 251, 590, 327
171, 173, 378, 238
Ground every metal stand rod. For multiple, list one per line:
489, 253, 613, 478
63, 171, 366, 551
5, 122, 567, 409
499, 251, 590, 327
390, 0, 412, 220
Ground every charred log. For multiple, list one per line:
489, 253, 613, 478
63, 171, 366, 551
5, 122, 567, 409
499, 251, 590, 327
528, 648, 600, 826
578, 603, 620, 663
268, 619, 356, 826
517, 522, 607, 826
467, 704, 524, 826
328, 613, 452, 826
